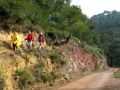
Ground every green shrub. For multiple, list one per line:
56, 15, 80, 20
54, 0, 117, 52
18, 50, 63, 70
35, 62, 45, 75
83, 45, 104, 59
35, 63, 45, 69
49, 49, 68, 67
114, 70, 120, 78
41, 73, 52, 83
41, 71, 62, 84
51, 71, 62, 80
16, 69, 35, 89
50, 49, 62, 64
0, 74, 5, 90
60, 59, 68, 66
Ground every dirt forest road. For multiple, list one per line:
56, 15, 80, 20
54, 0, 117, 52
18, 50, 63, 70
54, 68, 120, 90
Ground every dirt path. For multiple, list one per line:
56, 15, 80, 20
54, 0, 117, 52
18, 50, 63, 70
54, 68, 119, 90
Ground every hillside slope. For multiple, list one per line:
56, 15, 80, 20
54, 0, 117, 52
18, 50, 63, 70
0, 32, 107, 90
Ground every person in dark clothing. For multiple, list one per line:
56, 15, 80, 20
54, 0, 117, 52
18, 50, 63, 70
38, 32, 45, 49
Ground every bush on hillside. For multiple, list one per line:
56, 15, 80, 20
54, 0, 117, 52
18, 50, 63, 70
41, 73, 52, 83
49, 49, 68, 67
83, 45, 104, 59
60, 59, 68, 66
41, 71, 62, 84
51, 71, 62, 80
35, 63, 45, 69
35, 62, 45, 76
0, 74, 5, 90
16, 69, 35, 89
49, 49, 62, 64
34, 49, 51, 61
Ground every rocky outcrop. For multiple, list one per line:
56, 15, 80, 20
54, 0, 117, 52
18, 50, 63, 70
60, 41, 107, 76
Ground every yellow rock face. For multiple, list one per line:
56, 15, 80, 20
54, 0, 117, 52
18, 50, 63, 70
0, 50, 37, 90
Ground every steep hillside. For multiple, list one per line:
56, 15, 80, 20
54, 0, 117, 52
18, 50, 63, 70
0, 31, 107, 90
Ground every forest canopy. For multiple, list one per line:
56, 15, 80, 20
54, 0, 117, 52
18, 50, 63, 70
91, 10, 120, 67
0, 0, 97, 46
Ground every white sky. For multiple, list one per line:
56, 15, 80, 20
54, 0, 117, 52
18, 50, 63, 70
71, 0, 120, 17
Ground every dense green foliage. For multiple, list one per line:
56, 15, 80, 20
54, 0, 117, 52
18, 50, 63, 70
0, 0, 98, 46
16, 69, 35, 89
41, 71, 62, 84
49, 49, 68, 66
91, 10, 120, 67
83, 45, 104, 59
49, 49, 62, 64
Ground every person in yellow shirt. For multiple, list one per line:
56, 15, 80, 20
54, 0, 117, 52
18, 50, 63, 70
11, 31, 21, 50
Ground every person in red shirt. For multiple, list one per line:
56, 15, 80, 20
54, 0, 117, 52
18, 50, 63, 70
38, 32, 45, 49
26, 31, 34, 49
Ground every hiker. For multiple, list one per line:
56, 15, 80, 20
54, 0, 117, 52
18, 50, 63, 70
38, 32, 45, 49
11, 31, 21, 51
25, 31, 34, 49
